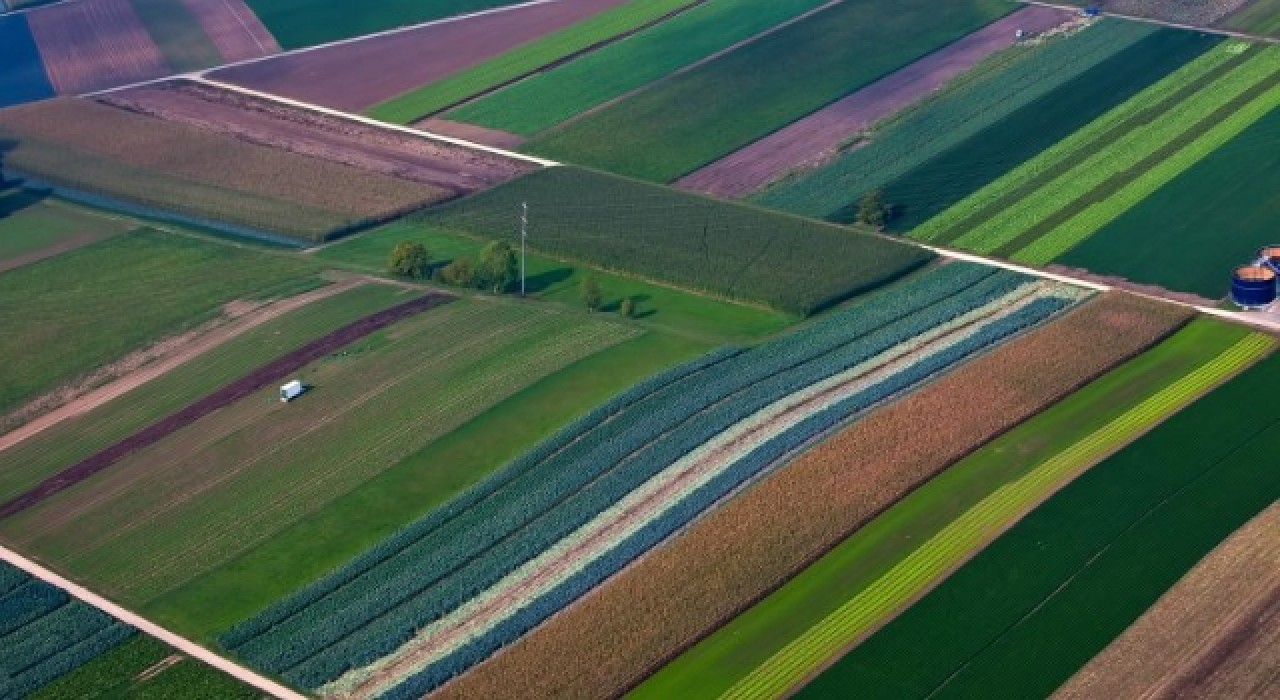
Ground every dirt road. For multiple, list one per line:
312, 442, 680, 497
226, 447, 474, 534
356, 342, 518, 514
677, 5, 1072, 197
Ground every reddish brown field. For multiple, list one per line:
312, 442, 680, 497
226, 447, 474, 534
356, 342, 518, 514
677, 5, 1071, 197
209, 0, 632, 112
417, 117, 525, 150
102, 82, 534, 194
434, 292, 1192, 700
25, 0, 170, 94
181, 0, 280, 63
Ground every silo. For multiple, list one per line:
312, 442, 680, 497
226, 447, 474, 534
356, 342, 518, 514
1230, 266, 1277, 309
1257, 246, 1280, 275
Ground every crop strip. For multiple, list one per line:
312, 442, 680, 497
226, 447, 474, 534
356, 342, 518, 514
0, 293, 453, 520
722, 332, 1273, 699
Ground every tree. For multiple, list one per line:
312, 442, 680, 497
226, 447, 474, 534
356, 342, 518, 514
856, 189, 888, 228
387, 241, 431, 279
619, 297, 635, 318
581, 275, 602, 312
439, 257, 475, 288
477, 241, 519, 294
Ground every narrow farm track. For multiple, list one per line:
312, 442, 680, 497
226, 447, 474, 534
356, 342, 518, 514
0, 276, 366, 455
0, 292, 454, 521
0, 543, 307, 700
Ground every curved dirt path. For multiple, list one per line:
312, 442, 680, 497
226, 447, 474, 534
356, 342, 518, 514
0, 276, 364, 455
0, 542, 308, 700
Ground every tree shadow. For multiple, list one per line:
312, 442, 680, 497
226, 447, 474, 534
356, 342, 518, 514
523, 266, 573, 295
0, 140, 43, 221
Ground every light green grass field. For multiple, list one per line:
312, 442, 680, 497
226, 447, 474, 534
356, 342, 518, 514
0, 228, 321, 424
367, 0, 697, 123
315, 219, 795, 342
0, 189, 134, 270
28, 637, 255, 700
635, 319, 1268, 699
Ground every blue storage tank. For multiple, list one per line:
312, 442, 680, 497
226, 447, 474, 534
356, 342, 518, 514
1231, 265, 1276, 309
1256, 245, 1280, 275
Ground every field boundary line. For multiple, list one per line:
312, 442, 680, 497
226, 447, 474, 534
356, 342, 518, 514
1018, 1, 1280, 44
0, 543, 308, 699
182, 76, 560, 167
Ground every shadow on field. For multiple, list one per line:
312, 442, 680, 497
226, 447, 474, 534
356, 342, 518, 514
0, 139, 45, 221
524, 266, 573, 294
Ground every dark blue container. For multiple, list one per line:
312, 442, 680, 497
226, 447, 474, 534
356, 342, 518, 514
1231, 266, 1276, 309
1257, 246, 1280, 275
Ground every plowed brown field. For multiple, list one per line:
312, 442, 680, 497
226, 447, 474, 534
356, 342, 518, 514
434, 292, 1192, 700
210, 0, 633, 112
26, 0, 169, 94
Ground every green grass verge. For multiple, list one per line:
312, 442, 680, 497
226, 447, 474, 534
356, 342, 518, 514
523, 0, 1012, 182
754, 19, 1158, 222
368, 0, 696, 123
1055, 97, 1280, 298
798, 338, 1280, 700
0, 228, 321, 422
413, 167, 931, 316
315, 219, 795, 342
28, 637, 255, 699
446, 0, 833, 135
142, 330, 708, 638
0, 190, 134, 268
637, 318, 1263, 700
0, 283, 412, 507
128, 0, 223, 72
244, 0, 531, 50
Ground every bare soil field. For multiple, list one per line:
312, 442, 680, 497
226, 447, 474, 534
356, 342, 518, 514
677, 5, 1072, 197
102, 82, 534, 195
25, 0, 170, 94
416, 118, 524, 150
1096, 0, 1252, 26
435, 293, 1192, 700
1055, 500, 1280, 700
0, 292, 453, 521
182, 0, 280, 63
209, 0, 633, 113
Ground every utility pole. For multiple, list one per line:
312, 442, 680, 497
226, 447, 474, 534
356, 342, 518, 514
520, 201, 528, 297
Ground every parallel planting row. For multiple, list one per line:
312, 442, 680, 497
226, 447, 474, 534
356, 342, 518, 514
800, 341, 1280, 699
224, 263, 1083, 698
435, 291, 1192, 700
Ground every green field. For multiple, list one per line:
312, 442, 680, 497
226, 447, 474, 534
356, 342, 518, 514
445, 0, 833, 135
0, 189, 134, 270
636, 318, 1264, 699
761, 24, 1212, 229
0, 283, 411, 509
1221, 0, 1280, 36
522, 0, 1012, 181
415, 167, 931, 315
128, 0, 223, 72
798, 341, 1280, 699
143, 330, 706, 637
0, 298, 643, 610
0, 229, 320, 426
29, 637, 254, 700
243, 0, 531, 50
1057, 101, 1280, 298
316, 219, 794, 342
368, 0, 696, 123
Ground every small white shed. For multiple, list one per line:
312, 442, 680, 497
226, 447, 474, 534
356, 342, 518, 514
280, 380, 304, 402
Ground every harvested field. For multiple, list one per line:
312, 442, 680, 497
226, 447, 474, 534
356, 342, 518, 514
0, 300, 640, 607
0, 292, 454, 520
101, 82, 534, 195
1055, 500, 1280, 700
1069, 0, 1253, 27
433, 292, 1191, 700
417, 167, 932, 316
0, 14, 54, 108
0, 98, 449, 239
181, 0, 279, 63
212, 0, 633, 113
524, 0, 1013, 182
677, 5, 1073, 197
25, 0, 169, 94
415, 118, 523, 150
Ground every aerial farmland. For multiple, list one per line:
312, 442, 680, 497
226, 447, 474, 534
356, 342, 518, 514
0, 0, 1278, 699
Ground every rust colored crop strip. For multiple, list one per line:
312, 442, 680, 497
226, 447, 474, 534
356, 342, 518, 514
0, 292, 454, 521
433, 292, 1192, 700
